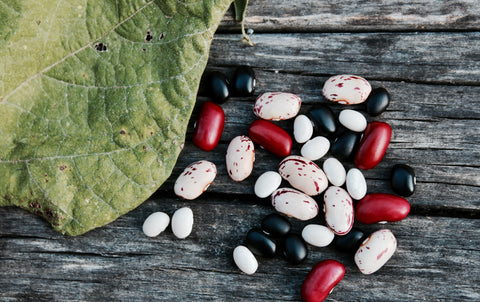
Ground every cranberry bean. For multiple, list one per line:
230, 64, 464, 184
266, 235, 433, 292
322, 74, 372, 105
355, 229, 397, 274
226, 135, 255, 182
248, 119, 292, 157
271, 188, 319, 221
174, 160, 217, 200
278, 155, 328, 196
301, 259, 345, 302
192, 101, 225, 151
355, 193, 410, 224
354, 121, 392, 170
323, 186, 354, 235
253, 92, 301, 121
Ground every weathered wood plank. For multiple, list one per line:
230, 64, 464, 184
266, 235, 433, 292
1, 200, 479, 301
2, 2, 480, 301
220, 0, 480, 31
208, 32, 480, 84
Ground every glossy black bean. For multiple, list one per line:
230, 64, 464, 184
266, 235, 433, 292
281, 234, 308, 264
331, 131, 362, 160
233, 66, 256, 96
308, 105, 337, 135
261, 213, 291, 237
205, 71, 230, 103
365, 87, 390, 116
334, 228, 366, 253
245, 229, 277, 258
391, 164, 416, 196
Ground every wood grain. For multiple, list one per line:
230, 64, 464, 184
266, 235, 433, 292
1, 1, 480, 301
1, 199, 479, 301
220, 0, 480, 31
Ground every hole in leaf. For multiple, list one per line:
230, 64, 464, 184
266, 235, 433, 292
120, 130, 126, 135
94, 42, 107, 52
159, 32, 165, 40
145, 30, 153, 42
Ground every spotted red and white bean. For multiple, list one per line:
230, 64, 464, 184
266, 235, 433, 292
278, 155, 328, 196
253, 92, 302, 121
226, 135, 255, 182
174, 160, 217, 200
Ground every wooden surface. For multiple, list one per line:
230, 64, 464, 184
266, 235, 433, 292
2, 1, 480, 301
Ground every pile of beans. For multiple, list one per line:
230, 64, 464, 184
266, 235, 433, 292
144, 67, 417, 302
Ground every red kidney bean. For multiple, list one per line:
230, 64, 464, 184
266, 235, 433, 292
354, 121, 391, 170
248, 119, 292, 157
355, 193, 410, 224
301, 259, 345, 302
192, 101, 225, 151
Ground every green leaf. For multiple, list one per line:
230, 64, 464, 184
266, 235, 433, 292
0, 0, 234, 235
233, 0, 253, 46
234, 0, 248, 22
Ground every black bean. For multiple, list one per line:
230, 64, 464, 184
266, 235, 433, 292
261, 213, 291, 237
281, 233, 308, 264
391, 164, 416, 196
245, 229, 277, 258
308, 105, 337, 135
233, 66, 256, 96
331, 131, 362, 160
365, 87, 390, 116
205, 71, 230, 103
334, 228, 366, 253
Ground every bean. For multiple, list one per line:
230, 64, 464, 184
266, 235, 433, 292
171, 207, 194, 239
233, 245, 258, 275
322, 74, 372, 105
261, 213, 291, 237
192, 101, 225, 151
365, 87, 390, 116
301, 259, 345, 302
245, 229, 277, 258
355, 193, 410, 224
278, 155, 328, 196
233, 66, 256, 96
391, 164, 416, 196
226, 135, 255, 182
248, 119, 292, 157
271, 188, 319, 221
354, 121, 392, 170
174, 160, 217, 200
253, 92, 301, 121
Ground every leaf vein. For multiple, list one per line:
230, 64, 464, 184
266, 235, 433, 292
1, 0, 155, 103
